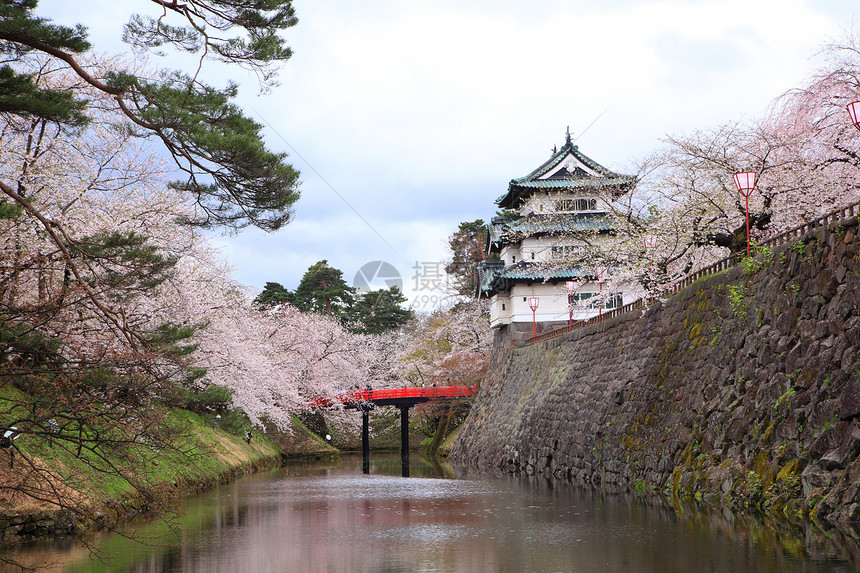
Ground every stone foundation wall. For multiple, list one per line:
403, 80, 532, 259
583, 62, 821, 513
501, 321, 568, 347
451, 214, 860, 522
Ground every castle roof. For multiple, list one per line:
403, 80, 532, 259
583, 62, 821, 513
488, 212, 614, 245
496, 131, 636, 209
476, 260, 594, 296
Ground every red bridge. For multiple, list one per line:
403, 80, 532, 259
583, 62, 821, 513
313, 385, 477, 408
310, 385, 478, 476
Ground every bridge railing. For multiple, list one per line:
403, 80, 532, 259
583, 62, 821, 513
522, 198, 860, 347
362, 386, 477, 400
309, 385, 478, 408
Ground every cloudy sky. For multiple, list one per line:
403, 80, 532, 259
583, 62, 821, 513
40, 0, 857, 311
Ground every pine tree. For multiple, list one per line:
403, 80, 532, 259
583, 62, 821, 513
445, 219, 487, 297
292, 260, 355, 317
349, 286, 413, 335
0, 0, 301, 231
253, 281, 294, 308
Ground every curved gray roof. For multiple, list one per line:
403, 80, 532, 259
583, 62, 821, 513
488, 212, 614, 244
497, 136, 636, 209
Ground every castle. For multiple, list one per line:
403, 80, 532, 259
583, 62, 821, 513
477, 130, 638, 332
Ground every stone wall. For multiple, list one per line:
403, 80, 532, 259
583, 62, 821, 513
451, 213, 860, 522
504, 320, 568, 347
0, 510, 77, 543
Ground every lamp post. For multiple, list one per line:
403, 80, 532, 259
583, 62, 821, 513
527, 297, 539, 341
642, 235, 658, 303
595, 266, 608, 322
848, 101, 860, 131
733, 171, 757, 258
565, 280, 579, 331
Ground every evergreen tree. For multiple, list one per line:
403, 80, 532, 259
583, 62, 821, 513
349, 286, 413, 335
292, 260, 355, 317
258, 264, 413, 334
444, 219, 487, 297
254, 281, 294, 308
0, 0, 301, 231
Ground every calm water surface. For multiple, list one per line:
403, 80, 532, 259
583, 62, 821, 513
5, 454, 858, 572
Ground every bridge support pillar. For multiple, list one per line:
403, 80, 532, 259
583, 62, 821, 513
362, 408, 370, 474
399, 404, 410, 477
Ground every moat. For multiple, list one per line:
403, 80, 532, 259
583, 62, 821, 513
5, 453, 856, 572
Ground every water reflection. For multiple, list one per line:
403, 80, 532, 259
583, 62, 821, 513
3, 454, 858, 572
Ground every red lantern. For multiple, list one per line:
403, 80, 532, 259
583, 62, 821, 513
642, 235, 658, 303
565, 280, 579, 330
527, 297, 539, 342
594, 266, 608, 322
848, 101, 860, 131
733, 172, 757, 258
641, 235, 657, 250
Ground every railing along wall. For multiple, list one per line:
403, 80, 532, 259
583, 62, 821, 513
522, 199, 860, 347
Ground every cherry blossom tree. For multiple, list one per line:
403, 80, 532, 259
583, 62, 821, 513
128, 236, 390, 429
0, 52, 307, 437
0, 57, 197, 375
0, 64, 205, 554
0, 5, 303, 552
396, 300, 491, 388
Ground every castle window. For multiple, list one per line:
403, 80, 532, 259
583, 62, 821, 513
555, 198, 597, 212
551, 245, 584, 259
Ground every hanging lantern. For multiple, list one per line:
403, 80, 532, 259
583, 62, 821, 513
848, 101, 860, 131
734, 171, 757, 257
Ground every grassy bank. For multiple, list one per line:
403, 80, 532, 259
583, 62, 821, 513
0, 402, 337, 544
